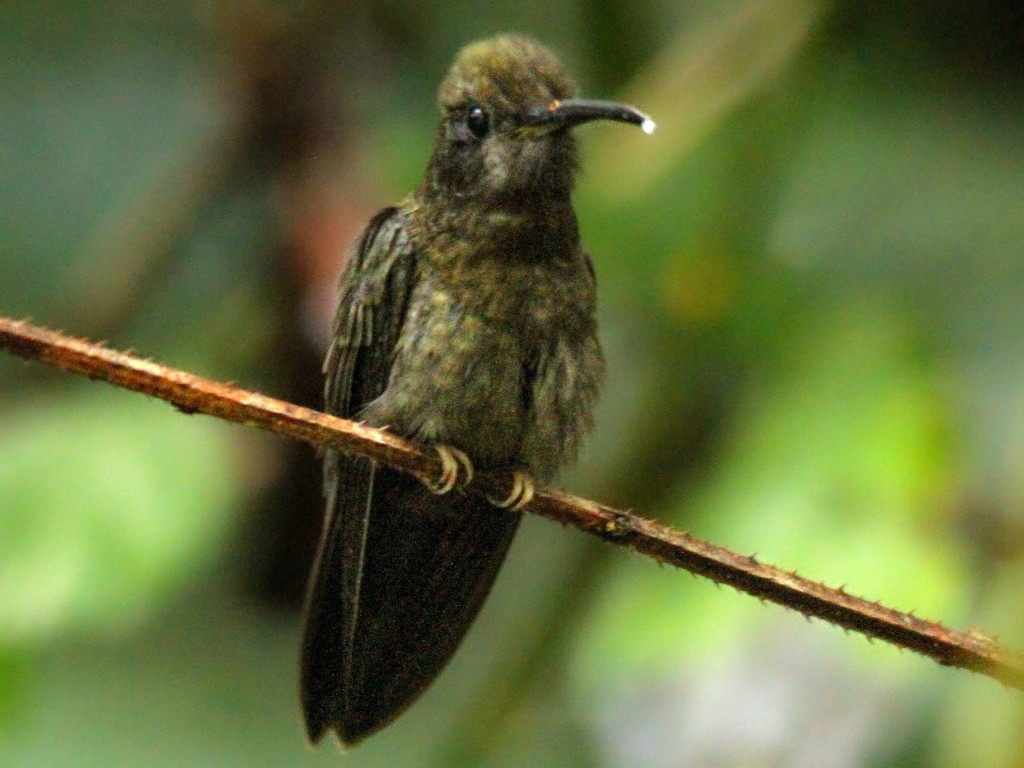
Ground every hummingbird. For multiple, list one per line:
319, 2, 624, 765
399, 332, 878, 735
300, 33, 654, 747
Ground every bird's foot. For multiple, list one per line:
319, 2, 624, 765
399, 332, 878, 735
418, 445, 474, 495
487, 470, 535, 511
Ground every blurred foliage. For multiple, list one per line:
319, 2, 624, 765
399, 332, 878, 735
0, 388, 241, 645
2, 0, 1023, 766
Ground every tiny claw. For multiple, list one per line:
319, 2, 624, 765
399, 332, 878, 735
419, 445, 473, 495
488, 470, 535, 511
450, 447, 474, 485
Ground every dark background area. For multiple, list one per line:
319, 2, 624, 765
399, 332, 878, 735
1, 1, 1022, 765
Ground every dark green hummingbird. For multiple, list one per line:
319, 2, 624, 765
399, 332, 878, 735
300, 34, 654, 747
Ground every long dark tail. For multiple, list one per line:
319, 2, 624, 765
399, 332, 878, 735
300, 455, 520, 746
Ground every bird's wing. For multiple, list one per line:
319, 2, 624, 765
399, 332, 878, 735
301, 207, 522, 747
322, 205, 414, 417
301, 205, 414, 742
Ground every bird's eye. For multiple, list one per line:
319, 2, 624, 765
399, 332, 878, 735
466, 105, 489, 138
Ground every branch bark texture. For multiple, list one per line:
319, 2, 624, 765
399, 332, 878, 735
2, 315, 1021, 691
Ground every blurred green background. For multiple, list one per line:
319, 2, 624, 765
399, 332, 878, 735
2, 1, 1023, 766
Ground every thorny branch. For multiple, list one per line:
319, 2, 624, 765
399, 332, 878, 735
2, 314, 1022, 691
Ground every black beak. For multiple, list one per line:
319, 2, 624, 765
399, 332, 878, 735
524, 98, 656, 134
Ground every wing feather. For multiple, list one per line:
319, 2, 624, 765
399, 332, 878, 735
301, 206, 413, 741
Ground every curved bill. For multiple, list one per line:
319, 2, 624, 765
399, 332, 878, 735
524, 98, 656, 134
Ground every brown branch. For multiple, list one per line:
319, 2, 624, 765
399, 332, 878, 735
2, 314, 1022, 691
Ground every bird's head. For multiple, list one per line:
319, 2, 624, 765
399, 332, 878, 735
423, 35, 653, 205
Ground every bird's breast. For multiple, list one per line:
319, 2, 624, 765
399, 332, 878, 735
373, 238, 593, 467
